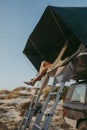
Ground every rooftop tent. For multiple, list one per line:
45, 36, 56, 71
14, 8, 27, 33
23, 6, 87, 71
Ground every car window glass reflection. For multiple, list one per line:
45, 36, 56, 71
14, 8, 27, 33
71, 84, 86, 103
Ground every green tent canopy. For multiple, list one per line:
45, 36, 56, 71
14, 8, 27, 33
23, 6, 87, 71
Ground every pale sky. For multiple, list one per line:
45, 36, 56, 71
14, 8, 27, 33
0, 0, 87, 90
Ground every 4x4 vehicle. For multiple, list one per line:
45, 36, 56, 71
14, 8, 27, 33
63, 80, 87, 130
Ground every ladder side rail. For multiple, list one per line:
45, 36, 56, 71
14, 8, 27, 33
18, 75, 49, 130
23, 74, 50, 129
18, 87, 40, 130
41, 82, 65, 130
23, 110, 35, 130
29, 88, 39, 108
31, 77, 57, 130
34, 74, 49, 107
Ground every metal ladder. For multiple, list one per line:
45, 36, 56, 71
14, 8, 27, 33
31, 77, 65, 130
18, 75, 49, 130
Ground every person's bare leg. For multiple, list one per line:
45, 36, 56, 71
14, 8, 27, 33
24, 61, 51, 86
24, 68, 47, 86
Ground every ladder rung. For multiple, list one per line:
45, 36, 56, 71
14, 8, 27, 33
41, 110, 47, 114
49, 92, 57, 95
41, 110, 53, 116
45, 113, 53, 116
29, 108, 36, 110
24, 116, 28, 120
34, 94, 38, 97
34, 123, 41, 129
22, 118, 26, 124
41, 101, 44, 104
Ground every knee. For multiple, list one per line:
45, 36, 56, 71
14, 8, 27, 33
41, 61, 46, 66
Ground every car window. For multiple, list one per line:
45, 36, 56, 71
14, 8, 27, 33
71, 84, 86, 103
65, 85, 75, 101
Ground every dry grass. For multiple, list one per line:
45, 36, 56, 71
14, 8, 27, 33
42, 86, 51, 99
0, 103, 4, 105
7, 91, 21, 99
41, 85, 69, 100
0, 87, 32, 99
12, 86, 31, 92
0, 122, 8, 130
0, 90, 21, 99
17, 101, 31, 117
0, 90, 10, 94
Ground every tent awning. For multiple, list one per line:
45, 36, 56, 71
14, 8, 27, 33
23, 6, 87, 71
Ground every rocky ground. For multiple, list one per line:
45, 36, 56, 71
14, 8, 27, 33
0, 86, 76, 130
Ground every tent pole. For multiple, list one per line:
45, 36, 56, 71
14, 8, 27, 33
48, 7, 67, 41
48, 7, 76, 54
30, 37, 46, 61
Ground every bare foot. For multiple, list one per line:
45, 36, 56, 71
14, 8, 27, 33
24, 80, 35, 86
